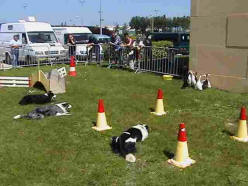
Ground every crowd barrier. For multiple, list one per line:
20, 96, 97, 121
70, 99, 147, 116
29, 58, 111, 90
0, 44, 188, 77
107, 45, 188, 77
0, 44, 104, 67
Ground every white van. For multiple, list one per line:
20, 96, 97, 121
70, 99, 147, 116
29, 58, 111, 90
53, 26, 103, 59
0, 17, 67, 63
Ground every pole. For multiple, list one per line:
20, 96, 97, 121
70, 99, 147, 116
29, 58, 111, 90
152, 9, 159, 32
151, 17, 154, 32
100, 0, 103, 35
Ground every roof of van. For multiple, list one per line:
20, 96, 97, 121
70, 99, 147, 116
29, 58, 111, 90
52, 26, 92, 34
0, 22, 53, 32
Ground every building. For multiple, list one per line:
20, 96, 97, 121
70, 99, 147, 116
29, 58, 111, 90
190, 0, 248, 92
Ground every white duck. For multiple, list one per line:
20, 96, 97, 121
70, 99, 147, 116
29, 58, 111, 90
202, 74, 211, 89
191, 72, 197, 88
187, 71, 192, 87
196, 74, 203, 91
207, 74, 211, 88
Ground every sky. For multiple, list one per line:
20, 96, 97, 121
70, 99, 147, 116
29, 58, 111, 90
0, 0, 190, 26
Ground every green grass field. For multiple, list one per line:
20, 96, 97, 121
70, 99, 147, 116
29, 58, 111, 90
1, 65, 248, 186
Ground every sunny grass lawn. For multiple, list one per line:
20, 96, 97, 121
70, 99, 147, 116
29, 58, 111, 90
0, 64, 248, 186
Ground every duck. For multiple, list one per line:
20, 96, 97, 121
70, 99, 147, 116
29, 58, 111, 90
191, 72, 197, 88
207, 74, 211, 88
181, 71, 192, 89
187, 71, 192, 86
196, 74, 203, 91
202, 74, 211, 90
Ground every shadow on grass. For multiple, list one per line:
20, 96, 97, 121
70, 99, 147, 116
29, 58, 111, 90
149, 107, 155, 112
92, 121, 96, 126
222, 129, 234, 136
163, 150, 174, 159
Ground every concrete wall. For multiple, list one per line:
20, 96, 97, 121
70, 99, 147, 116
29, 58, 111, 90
190, 0, 248, 92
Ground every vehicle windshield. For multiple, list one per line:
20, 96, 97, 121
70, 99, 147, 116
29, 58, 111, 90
65, 33, 92, 44
27, 32, 57, 43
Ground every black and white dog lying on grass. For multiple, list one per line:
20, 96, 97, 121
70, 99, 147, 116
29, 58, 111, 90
19, 91, 56, 105
14, 102, 71, 120
111, 124, 149, 163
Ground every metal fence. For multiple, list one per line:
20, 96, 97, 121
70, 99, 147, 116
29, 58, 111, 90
107, 45, 189, 77
0, 44, 104, 67
0, 44, 189, 77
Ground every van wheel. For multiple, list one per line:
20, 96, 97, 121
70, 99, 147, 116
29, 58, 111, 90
5, 53, 11, 64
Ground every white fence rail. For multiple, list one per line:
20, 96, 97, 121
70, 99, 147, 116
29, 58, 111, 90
0, 76, 30, 87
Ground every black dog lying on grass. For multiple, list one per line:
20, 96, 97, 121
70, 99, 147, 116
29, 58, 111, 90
111, 124, 149, 163
19, 91, 56, 105
14, 102, 71, 120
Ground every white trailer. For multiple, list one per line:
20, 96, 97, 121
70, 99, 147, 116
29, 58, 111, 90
53, 26, 103, 59
0, 17, 67, 64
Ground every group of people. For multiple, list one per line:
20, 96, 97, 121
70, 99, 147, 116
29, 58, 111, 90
67, 34, 101, 62
8, 31, 152, 68
109, 31, 153, 69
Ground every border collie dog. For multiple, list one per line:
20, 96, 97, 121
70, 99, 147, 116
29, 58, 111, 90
14, 102, 71, 120
111, 124, 149, 163
19, 91, 56, 105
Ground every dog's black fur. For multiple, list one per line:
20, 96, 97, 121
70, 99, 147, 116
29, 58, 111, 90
19, 91, 56, 105
14, 102, 71, 120
111, 124, 149, 159
181, 72, 190, 89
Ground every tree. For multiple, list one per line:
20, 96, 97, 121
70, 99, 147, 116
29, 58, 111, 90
154, 15, 166, 31
129, 16, 149, 34
140, 17, 149, 33
129, 16, 141, 31
129, 15, 190, 33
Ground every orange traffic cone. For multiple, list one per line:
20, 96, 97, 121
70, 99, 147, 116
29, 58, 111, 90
92, 99, 112, 131
68, 56, 77, 77
168, 123, 196, 168
231, 106, 248, 142
151, 89, 166, 116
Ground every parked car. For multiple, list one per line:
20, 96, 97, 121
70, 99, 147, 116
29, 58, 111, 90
92, 34, 111, 44
150, 32, 190, 55
0, 17, 67, 64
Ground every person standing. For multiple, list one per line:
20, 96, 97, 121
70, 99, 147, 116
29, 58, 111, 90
110, 31, 122, 51
143, 33, 153, 63
132, 36, 145, 61
109, 31, 122, 65
67, 34, 76, 57
9, 35, 21, 68
122, 33, 136, 69
87, 35, 101, 62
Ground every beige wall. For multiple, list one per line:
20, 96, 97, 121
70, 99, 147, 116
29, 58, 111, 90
190, 0, 248, 92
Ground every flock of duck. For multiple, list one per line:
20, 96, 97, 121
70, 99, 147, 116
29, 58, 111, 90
181, 71, 211, 90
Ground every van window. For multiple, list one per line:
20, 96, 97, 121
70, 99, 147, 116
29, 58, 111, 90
27, 32, 57, 43
65, 33, 91, 44
0, 33, 20, 43
22, 33, 27, 44
8, 25, 13, 30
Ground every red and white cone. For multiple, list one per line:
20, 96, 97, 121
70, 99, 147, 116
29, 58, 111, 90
151, 89, 166, 116
168, 123, 196, 168
68, 56, 77, 77
92, 99, 112, 131
231, 106, 248, 142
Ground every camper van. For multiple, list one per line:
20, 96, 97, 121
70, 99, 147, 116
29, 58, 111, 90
53, 26, 103, 59
0, 17, 67, 63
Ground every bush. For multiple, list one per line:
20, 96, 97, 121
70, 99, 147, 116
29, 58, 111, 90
152, 40, 173, 48
102, 44, 110, 61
